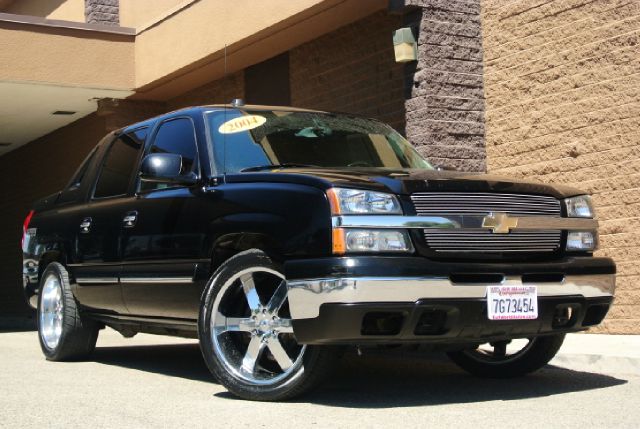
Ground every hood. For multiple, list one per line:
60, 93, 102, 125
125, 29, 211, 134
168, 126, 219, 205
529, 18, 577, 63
224, 168, 585, 199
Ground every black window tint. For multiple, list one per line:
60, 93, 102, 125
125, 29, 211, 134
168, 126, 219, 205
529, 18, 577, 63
93, 134, 143, 198
67, 147, 97, 189
150, 118, 197, 174
140, 118, 198, 191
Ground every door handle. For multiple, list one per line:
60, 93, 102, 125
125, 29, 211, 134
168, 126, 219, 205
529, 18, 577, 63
80, 217, 92, 233
123, 211, 138, 228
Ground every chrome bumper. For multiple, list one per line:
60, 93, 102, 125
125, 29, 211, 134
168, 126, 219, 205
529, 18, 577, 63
286, 274, 615, 320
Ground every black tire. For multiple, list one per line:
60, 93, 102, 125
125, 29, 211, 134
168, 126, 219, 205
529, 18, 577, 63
37, 262, 99, 361
198, 249, 338, 401
447, 334, 565, 378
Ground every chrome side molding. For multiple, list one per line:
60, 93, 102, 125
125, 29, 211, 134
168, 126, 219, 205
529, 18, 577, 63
75, 277, 119, 285
75, 277, 193, 285
119, 277, 193, 284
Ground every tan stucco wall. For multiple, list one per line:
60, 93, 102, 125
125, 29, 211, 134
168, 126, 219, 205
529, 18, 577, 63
119, 0, 187, 29
482, 0, 640, 334
0, 22, 134, 89
3, 0, 84, 22
133, 0, 386, 99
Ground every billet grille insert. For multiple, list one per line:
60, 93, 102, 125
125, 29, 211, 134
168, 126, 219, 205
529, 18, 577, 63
411, 192, 561, 217
410, 192, 562, 253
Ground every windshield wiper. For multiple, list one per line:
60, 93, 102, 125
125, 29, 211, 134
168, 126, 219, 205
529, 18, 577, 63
241, 163, 320, 172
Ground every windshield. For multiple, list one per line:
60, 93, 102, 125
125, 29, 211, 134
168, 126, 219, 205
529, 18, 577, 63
205, 109, 433, 173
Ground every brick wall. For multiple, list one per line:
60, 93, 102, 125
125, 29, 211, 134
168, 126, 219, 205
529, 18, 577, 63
0, 114, 107, 317
482, 0, 640, 333
290, 11, 406, 132
168, 72, 245, 110
405, 0, 486, 171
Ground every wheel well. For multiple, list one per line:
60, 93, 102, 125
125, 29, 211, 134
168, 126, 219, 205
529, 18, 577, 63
38, 251, 65, 284
209, 232, 282, 275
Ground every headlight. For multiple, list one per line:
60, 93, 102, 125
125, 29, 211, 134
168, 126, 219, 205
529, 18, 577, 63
333, 228, 413, 254
565, 195, 594, 218
566, 231, 597, 251
327, 188, 402, 215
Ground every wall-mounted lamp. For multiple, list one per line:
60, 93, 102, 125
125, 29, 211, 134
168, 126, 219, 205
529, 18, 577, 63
393, 27, 417, 63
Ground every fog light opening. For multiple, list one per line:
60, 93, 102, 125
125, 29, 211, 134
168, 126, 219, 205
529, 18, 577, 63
361, 312, 405, 336
583, 304, 609, 327
414, 308, 449, 336
552, 304, 578, 328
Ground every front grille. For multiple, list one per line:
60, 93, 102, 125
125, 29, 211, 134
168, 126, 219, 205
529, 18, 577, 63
411, 192, 562, 254
423, 229, 562, 253
411, 192, 561, 216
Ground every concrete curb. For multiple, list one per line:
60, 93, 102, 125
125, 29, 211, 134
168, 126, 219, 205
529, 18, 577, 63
551, 353, 640, 377
550, 333, 640, 376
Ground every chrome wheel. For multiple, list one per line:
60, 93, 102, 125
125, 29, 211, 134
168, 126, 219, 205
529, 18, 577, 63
464, 338, 535, 364
39, 273, 64, 350
211, 267, 306, 386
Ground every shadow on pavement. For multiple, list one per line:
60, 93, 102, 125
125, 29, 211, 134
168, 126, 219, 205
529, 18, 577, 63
92, 343, 627, 407
93, 343, 212, 383
301, 350, 629, 408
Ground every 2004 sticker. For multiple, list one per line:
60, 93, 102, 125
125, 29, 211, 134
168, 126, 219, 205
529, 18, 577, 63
218, 115, 266, 134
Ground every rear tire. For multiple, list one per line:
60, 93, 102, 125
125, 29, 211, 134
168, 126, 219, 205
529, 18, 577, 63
447, 334, 565, 378
37, 262, 99, 361
198, 250, 338, 401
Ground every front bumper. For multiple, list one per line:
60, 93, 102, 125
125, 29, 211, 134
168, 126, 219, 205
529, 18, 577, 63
285, 256, 615, 345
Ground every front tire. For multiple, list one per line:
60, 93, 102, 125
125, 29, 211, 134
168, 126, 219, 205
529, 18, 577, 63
198, 250, 337, 401
447, 334, 565, 378
37, 262, 99, 361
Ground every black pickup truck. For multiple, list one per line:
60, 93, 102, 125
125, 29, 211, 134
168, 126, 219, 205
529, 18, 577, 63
22, 104, 615, 401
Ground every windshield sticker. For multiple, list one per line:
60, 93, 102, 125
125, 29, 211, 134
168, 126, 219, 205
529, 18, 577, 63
218, 115, 266, 134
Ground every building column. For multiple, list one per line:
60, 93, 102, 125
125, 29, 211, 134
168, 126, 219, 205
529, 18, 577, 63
399, 0, 486, 172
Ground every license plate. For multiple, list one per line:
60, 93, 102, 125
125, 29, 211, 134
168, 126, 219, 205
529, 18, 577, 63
486, 286, 538, 320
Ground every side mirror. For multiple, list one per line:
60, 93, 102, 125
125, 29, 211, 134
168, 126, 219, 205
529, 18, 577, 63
139, 153, 197, 185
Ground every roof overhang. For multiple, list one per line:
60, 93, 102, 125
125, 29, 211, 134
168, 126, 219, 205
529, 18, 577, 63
133, 0, 388, 100
0, 13, 135, 155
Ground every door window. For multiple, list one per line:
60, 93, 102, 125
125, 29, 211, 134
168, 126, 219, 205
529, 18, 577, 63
140, 118, 198, 192
93, 131, 145, 198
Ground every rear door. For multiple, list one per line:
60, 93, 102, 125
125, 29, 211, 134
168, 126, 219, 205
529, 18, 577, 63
70, 130, 145, 313
119, 116, 208, 319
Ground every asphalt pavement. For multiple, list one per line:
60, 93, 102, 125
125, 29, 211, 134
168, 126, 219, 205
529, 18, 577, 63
1, 328, 638, 428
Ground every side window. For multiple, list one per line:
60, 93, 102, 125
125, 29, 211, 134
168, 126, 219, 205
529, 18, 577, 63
93, 131, 145, 199
140, 118, 198, 191
67, 147, 98, 190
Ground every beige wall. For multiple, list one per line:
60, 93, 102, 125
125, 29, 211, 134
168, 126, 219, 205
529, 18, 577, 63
3, 0, 85, 22
133, 0, 386, 99
0, 22, 134, 89
119, 0, 188, 29
482, 0, 640, 334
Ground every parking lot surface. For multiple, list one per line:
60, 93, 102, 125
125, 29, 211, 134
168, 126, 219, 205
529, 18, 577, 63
1, 329, 637, 428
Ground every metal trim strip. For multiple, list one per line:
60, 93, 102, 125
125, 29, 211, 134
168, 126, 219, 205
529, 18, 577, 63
119, 277, 193, 284
332, 215, 598, 231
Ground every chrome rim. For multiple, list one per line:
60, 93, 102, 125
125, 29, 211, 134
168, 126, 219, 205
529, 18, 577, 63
463, 338, 535, 364
211, 267, 306, 386
39, 274, 64, 350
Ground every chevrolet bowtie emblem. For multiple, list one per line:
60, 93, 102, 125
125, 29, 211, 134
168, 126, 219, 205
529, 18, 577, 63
482, 212, 519, 234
